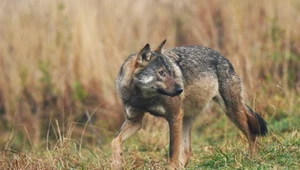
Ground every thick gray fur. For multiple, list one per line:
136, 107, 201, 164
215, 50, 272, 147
112, 41, 267, 168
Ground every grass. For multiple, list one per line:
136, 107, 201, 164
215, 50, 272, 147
0, 0, 300, 169
2, 113, 300, 169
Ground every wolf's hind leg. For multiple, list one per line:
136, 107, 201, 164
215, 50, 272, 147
217, 72, 267, 155
111, 113, 144, 169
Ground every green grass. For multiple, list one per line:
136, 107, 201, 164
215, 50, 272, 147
2, 108, 299, 169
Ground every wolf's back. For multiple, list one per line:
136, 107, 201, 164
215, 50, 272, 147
164, 46, 231, 85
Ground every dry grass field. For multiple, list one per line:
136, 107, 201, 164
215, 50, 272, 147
0, 0, 300, 169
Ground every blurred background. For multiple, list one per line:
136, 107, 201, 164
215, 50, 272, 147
0, 0, 299, 152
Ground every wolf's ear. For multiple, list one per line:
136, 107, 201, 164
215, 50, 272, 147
154, 39, 167, 53
135, 43, 152, 66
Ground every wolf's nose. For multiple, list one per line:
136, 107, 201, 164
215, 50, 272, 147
175, 87, 183, 95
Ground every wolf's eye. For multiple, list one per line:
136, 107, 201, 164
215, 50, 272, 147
158, 70, 166, 77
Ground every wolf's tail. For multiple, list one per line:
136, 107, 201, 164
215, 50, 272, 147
245, 105, 268, 136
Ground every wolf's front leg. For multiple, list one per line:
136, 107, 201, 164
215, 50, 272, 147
111, 113, 144, 169
179, 117, 194, 166
167, 108, 184, 169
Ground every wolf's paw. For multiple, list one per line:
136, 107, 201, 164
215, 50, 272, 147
111, 152, 124, 170
167, 160, 185, 170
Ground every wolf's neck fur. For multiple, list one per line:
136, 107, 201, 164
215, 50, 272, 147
117, 57, 157, 108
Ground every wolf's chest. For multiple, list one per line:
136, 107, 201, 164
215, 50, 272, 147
147, 104, 167, 117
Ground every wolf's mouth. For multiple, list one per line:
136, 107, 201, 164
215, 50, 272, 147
157, 87, 183, 97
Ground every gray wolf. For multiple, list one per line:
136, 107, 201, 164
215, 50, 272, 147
111, 40, 267, 169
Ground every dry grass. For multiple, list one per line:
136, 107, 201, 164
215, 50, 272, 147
0, 0, 300, 169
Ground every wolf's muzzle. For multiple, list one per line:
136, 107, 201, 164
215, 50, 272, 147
157, 84, 183, 97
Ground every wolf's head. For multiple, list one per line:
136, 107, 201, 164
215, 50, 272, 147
132, 40, 183, 98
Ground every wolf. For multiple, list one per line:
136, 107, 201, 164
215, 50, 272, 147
111, 40, 267, 169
